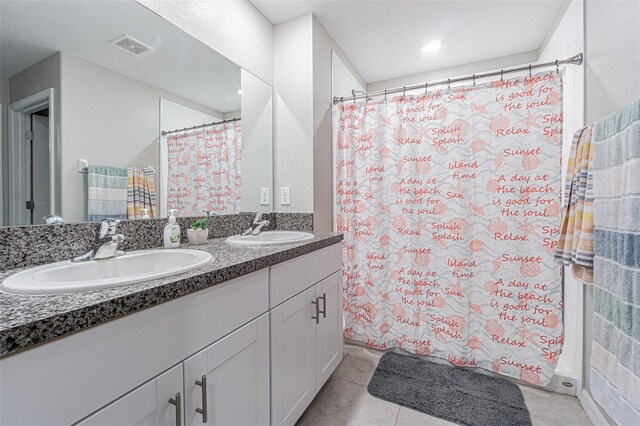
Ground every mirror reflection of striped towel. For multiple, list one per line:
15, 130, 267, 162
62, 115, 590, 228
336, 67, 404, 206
127, 167, 156, 219
591, 98, 640, 425
87, 164, 128, 221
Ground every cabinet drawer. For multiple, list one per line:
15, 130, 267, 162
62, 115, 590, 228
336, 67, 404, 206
270, 244, 341, 308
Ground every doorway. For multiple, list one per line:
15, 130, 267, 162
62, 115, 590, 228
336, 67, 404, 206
8, 88, 56, 225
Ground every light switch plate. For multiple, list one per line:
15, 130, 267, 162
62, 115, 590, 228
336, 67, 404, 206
260, 188, 270, 205
280, 187, 290, 205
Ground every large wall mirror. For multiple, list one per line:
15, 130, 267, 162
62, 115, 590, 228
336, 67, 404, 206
0, 0, 273, 226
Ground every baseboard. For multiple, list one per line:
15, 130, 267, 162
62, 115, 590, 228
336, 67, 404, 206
544, 371, 579, 395
580, 389, 609, 426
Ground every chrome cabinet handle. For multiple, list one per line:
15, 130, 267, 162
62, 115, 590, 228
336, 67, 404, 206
195, 375, 208, 423
311, 298, 320, 324
318, 293, 327, 318
168, 392, 182, 426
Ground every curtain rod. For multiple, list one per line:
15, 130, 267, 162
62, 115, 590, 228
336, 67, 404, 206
333, 53, 583, 105
161, 116, 241, 136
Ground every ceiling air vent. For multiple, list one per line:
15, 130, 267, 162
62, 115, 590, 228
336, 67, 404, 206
109, 35, 154, 56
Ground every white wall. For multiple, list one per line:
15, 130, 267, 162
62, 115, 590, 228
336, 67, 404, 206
138, 0, 274, 85
160, 99, 222, 132
272, 13, 366, 224
241, 69, 273, 212
582, 0, 640, 421
60, 53, 221, 222
1, 78, 9, 224
7, 53, 62, 221
366, 51, 539, 93
273, 14, 314, 214
312, 16, 366, 231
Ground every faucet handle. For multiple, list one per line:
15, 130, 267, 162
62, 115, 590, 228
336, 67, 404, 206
252, 212, 267, 222
97, 218, 121, 239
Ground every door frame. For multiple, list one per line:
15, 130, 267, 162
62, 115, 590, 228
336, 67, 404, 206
8, 88, 56, 225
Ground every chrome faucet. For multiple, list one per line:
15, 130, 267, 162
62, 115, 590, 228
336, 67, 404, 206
242, 212, 270, 236
73, 219, 126, 262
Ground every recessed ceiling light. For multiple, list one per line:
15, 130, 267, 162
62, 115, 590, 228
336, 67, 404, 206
420, 39, 443, 53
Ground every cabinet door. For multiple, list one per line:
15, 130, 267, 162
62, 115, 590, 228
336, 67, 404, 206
315, 271, 344, 388
75, 364, 183, 426
183, 313, 270, 426
270, 287, 317, 426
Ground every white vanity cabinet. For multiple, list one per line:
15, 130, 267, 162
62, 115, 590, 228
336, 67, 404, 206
269, 245, 343, 426
183, 313, 270, 426
270, 287, 318, 425
0, 242, 343, 426
0, 269, 270, 426
314, 271, 343, 387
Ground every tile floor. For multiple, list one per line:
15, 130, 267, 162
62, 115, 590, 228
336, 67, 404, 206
298, 344, 592, 426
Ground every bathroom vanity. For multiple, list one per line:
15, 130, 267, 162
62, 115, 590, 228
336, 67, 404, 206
0, 233, 343, 426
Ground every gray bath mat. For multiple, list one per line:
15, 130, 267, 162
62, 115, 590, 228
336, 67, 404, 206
367, 352, 532, 426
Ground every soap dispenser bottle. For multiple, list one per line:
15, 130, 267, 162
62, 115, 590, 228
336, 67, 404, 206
164, 209, 181, 248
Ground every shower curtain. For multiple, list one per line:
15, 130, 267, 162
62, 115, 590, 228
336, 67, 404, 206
336, 71, 564, 385
166, 121, 241, 216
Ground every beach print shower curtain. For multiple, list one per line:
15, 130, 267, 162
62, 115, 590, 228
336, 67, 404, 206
336, 71, 564, 385
166, 122, 241, 216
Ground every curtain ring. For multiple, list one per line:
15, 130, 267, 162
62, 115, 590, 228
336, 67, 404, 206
403, 86, 406, 98
425, 82, 428, 94
384, 89, 387, 101
555, 59, 559, 74
353, 93, 356, 104
365, 92, 369, 103
500, 69, 504, 82
529, 64, 532, 78
447, 79, 451, 92
473, 74, 476, 87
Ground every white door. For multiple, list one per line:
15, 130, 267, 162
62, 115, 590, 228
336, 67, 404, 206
29, 113, 50, 224
315, 271, 344, 388
270, 287, 317, 426
183, 313, 270, 426
75, 364, 183, 426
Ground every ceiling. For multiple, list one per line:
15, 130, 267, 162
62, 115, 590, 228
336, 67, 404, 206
250, 0, 567, 83
0, 0, 241, 112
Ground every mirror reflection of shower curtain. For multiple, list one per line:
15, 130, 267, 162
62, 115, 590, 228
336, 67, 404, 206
335, 71, 564, 386
166, 122, 241, 216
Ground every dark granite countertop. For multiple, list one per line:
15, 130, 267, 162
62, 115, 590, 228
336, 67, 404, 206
0, 232, 343, 358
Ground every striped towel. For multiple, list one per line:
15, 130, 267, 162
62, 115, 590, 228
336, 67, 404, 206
87, 164, 128, 221
591, 98, 640, 425
127, 167, 156, 219
555, 126, 595, 283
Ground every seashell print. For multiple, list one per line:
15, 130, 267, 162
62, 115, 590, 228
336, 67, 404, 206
520, 261, 541, 277
469, 239, 484, 252
522, 153, 540, 170
485, 319, 505, 337
470, 139, 486, 152
490, 113, 510, 132
488, 218, 508, 234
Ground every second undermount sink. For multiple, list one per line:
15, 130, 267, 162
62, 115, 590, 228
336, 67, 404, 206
226, 231, 314, 246
0, 249, 213, 295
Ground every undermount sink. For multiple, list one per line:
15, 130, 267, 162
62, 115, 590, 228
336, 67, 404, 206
226, 231, 314, 246
0, 249, 213, 295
